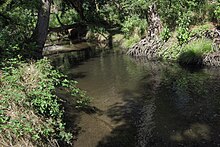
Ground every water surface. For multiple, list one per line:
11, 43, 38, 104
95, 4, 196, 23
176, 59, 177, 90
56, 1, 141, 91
52, 52, 220, 147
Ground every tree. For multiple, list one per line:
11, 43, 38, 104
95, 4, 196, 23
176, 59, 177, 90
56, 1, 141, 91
64, 0, 84, 20
32, 0, 51, 58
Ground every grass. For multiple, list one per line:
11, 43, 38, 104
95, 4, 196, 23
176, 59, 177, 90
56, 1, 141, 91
178, 38, 213, 66
0, 58, 90, 146
190, 23, 214, 36
182, 38, 213, 55
160, 37, 213, 66
122, 35, 141, 48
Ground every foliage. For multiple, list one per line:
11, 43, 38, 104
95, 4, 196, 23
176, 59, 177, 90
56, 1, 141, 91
176, 12, 191, 45
0, 0, 13, 12
190, 23, 214, 37
97, 0, 150, 25
0, 1, 37, 61
161, 38, 213, 65
177, 27, 190, 45
160, 43, 181, 61
157, 0, 207, 27
71, 86, 91, 109
181, 38, 213, 55
160, 25, 171, 42
98, 3, 121, 25
214, 0, 220, 21
122, 35, 140, 48
49, 9, 80, 28
1, 0, 217, 60
0, 58, 90, 146
121, 15, 147, 38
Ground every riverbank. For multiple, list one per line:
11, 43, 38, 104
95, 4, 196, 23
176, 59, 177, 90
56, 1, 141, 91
0, 58, 90, 146
74, 22, 220, 68
127, 23, 220, 67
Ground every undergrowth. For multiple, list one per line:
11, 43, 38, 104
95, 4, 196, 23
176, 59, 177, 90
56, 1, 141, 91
160, 38, 213, 65
122, 35, 141, 48
0, 58, 90, 146
178, 38, 212, 66
181, 38, 213, 55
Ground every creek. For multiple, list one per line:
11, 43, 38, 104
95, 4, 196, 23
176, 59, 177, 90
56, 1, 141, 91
49, 45, 220, 147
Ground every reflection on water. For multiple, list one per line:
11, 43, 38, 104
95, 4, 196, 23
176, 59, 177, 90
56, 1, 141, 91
50, 52, 220, 147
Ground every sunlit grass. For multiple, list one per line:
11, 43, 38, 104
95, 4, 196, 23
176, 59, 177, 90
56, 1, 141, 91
182, 38, 213, 55
122, 35, 140, 48
178, 38, 213, 66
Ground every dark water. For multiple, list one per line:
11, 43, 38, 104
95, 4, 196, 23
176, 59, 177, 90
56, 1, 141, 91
51, 51, 220, 147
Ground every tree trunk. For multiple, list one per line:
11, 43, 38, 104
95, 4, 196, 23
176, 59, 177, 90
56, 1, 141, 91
65, 0, 84, 20
32, 0, 51, 58
147, 3, 163, 39
127, 3, 163, 58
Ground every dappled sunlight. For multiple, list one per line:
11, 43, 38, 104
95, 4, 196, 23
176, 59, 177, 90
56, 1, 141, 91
171, 123, 211, 142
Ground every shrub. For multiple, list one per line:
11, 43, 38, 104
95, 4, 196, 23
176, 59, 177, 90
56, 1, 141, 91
0, 4, 37, 62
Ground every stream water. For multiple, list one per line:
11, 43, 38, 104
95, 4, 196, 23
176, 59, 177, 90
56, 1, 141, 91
51, 49, 220, 147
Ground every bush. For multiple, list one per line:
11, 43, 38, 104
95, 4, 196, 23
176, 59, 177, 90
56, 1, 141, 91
0, 58, 90, 146
98, 3, 122, 25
